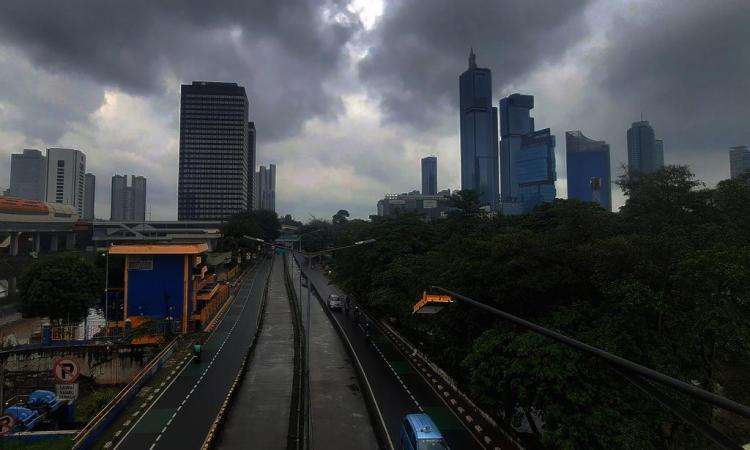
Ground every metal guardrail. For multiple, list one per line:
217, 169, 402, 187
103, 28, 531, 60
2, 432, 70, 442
71, 337, 179, 449
282, 253, 308, 450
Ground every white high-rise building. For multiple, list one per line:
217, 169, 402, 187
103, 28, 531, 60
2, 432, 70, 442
45, 148, 86, 215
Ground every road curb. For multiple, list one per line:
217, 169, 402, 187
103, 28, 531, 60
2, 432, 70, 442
200, 256, 274, 450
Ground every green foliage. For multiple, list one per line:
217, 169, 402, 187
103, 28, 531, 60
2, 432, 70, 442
76, 386, 120, 422
18, 252, 102, 324
220, 210, 281, 250
330, 166, 750, 449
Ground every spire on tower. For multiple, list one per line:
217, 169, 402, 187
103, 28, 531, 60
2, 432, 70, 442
469, 48, 476, 68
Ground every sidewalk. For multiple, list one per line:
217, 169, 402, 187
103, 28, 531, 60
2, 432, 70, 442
218, 256, 294, 450
289, 257, 378, 450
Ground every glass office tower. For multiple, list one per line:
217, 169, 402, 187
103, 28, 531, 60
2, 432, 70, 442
421, 156, 437, 195
459, 50, 499, 210
566, 130, 611, 211
517, 129, 557, 213
499, 93, 535, 202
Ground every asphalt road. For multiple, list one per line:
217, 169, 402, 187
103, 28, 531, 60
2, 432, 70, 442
115, 259, 272, 450
298, 259, 484, 450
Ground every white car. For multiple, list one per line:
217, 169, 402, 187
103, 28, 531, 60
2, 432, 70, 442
327, 294, 343, 311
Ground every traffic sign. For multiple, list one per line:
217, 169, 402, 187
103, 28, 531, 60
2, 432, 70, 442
56, 383, 79, 401
53, 357, 81, 384
0, 414, 14, 435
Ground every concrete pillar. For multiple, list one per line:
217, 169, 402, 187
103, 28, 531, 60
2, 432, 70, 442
65, 233, 76, 250
9, 232, 19, 256
50, 234, 59, 252
33, 232, 41, 255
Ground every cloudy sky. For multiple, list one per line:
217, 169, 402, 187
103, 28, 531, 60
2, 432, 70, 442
0, 0, 747, 220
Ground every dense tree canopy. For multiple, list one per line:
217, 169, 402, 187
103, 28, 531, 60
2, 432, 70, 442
19, 253, 102, 324
220, 210, 281, 251
327, 166, 750, 449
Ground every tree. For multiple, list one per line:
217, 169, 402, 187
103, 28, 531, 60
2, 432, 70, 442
280, 214, 303, 227
19, 253, 102, 324
448, 189, 482, 215
332, 209, 350, 225
221, 210, 281, 244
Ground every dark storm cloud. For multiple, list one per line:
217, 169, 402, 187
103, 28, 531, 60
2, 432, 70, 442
358, 0, 592, 128
593, 0, 750, 158
0, 0, 361, 141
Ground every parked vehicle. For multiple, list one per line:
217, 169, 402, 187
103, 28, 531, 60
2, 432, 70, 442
327, 294, 343, 311
4, 406, 41, 432
400, 413, 449, 450
26, 390, 63, 414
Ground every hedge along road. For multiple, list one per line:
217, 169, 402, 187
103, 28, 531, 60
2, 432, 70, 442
114, 258, 272, 450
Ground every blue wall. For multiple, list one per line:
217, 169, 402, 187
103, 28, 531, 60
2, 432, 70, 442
127, 254, 192, 319
567, 151, 612, 211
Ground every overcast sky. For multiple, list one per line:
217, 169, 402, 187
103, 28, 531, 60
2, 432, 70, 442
0, 0, 747, 220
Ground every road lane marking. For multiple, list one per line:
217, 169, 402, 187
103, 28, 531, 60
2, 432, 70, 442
113, 355, 195, 450
142, 262, 268, 449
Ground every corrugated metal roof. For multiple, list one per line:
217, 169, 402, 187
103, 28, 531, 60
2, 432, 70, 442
109, 243, 209, 255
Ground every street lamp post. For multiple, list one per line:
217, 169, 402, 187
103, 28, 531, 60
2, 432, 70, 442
102, 244, 110, 338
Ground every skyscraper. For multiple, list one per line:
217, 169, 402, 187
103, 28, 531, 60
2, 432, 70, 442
46, 148, 86, 215
499, 94, 535, 202
178, 81, 250, 220
627, 120, 664, 174
566, 131, 612, 211
84, 173, 96, 220
255, 164, 276, 212
248, 121, 256, 210
517, 129, 557, 212
421, 156, 437, 195
459, 50, 499, 209
8, 149, 47, 201
729, 145, 750, 179
111, 175, 147, 221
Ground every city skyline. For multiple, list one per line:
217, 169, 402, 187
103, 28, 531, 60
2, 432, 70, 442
0, 1, 747, 220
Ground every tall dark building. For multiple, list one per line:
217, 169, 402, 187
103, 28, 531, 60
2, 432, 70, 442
178, 81, 250, 220
566, 131, 611, 211
421, 156, 437, 195
84, 173, 96, 220
459, 50, 499, 210
248, 121, 256, 210
499, 93, 534, 202
255, 164, 276, 212
111, 174, 146, 221
627, 120, 663, 174
8, 149, 47, 201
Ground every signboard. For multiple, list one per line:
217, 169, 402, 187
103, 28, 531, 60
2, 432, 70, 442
0, 414, 14, 435
412, 292, 454, 314
56, 383, 79, 401
53, 357, 81, 384
423, 199, 438, 209
128, 256, 153, 271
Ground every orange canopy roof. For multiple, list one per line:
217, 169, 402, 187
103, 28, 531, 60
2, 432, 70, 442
0, 197, 49, 214
109, 243, 209, 255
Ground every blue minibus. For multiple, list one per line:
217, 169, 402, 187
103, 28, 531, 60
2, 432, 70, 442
399, 413, 450, 450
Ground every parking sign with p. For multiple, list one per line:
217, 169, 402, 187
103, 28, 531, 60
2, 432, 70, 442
53, 357, 80, 384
